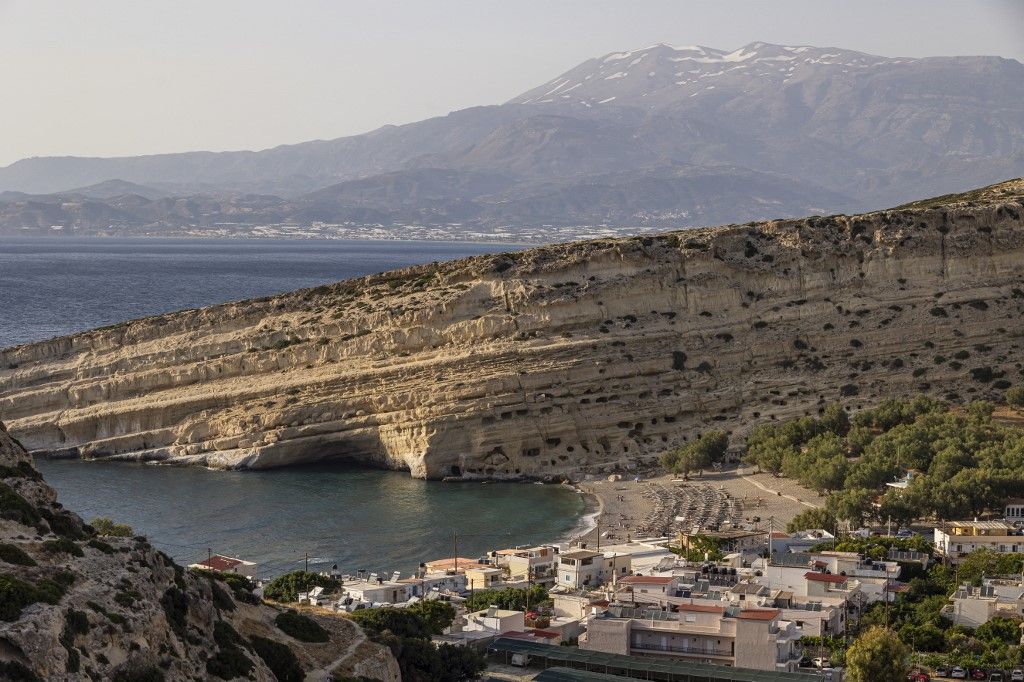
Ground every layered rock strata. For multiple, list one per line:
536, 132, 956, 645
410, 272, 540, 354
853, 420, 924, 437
2, 180, 1024, 479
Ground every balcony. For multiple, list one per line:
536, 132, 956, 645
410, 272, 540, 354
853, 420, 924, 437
632, 642, 733, 657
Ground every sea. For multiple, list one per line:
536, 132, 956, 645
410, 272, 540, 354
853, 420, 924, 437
1, 237, 587, 577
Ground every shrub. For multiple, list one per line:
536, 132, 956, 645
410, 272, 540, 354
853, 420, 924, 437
65, 609, 89, 636
86, 539, 114, 555
262, 571, 340, 603
191, 567, 259, 604
461, 585, 548, 614
0, 482, 40, 526
206, 646, 253, 680
160, 587, 189, 638
660, 431, 728, 476
349, 607, 431, 640
39, 509, 85, 539
250, 635, 304, 682
0, 660, 38, 681
90, 517, 133, 537
1006, 386, 1024, 408
207, 621, 253, 679
111, 663, 165, 682
0, 461, 42, 481
0, 574, 41, 621
275, 610, 329, 643
0, 542, 36, 566
406, 600, 456, 635
42, 538, 84, 558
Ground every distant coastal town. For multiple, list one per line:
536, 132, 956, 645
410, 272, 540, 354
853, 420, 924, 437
12, 220, 649, 244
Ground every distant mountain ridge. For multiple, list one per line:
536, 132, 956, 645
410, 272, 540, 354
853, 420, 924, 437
2, 41, 1022, 236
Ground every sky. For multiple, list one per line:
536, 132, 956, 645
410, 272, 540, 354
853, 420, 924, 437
1, 0, 1022, 167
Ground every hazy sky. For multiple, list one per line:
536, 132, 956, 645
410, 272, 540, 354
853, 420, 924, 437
1, 0, 1022, 167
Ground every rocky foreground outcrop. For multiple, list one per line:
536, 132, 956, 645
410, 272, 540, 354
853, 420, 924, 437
0, 423, 399, 680
3, 180, 1024, 479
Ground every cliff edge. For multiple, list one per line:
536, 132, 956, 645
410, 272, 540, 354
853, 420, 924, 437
2, 179, 1024, 479
0, 422, 399, 681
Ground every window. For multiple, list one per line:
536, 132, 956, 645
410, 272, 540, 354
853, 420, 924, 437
685, 615, 696, 623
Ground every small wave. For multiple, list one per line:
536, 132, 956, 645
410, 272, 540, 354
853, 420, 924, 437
559, 487, 600, 543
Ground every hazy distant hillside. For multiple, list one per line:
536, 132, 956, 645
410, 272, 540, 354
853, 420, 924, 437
2, 42, 1022, 236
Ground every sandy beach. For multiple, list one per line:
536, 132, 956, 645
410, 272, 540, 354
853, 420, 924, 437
569, 466, 825, 547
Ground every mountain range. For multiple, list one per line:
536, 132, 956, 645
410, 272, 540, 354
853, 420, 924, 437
2, 42, 1022, 237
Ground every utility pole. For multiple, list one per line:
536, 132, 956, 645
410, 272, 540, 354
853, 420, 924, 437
304, 552, 309, 573
596, 518, 601, 551
453, 531, 459, 573
208, 548, 212, 564
768, 516, 774, 561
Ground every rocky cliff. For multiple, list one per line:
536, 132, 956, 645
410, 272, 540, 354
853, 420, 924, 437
2, 180, 1024, 479
0, 423, 399, 680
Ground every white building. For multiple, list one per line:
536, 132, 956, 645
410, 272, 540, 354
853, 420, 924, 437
557, 548, 631, 588
463, 607, 526, 635
946, 580, 1024, 628
934, 521, 1024, 562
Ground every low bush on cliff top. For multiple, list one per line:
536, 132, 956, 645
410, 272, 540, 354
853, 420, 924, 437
275, 610, 329, 642
262, 570, 340, 603
90, 516, 133, 537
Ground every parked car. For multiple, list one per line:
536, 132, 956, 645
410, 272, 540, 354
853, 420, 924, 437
1009, 669, 1023, 682
990, 672, 1005, 682
970, 670, 988, 681
951, 668, 967, 679
908, 670, 931, 682
934, 666, 950, 678
813, 657, 832, 668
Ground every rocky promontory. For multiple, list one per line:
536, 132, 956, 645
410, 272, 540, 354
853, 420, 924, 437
2, 180, 1024, 479
0, 422, 399, 680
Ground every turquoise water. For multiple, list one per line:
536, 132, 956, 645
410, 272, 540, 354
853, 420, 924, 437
3, 236, 583, 578
36, 458, 586, 578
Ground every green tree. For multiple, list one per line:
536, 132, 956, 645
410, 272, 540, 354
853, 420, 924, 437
661, 431, 728, 475
957, 548, 1024, 587
846, 626, 910, 682
826, 487, 873, 527
1005, 386, 1024, 408
877, 490, 917, 527
349, 608, 430, 640
820, 403, 851, 436
786, 507, 836, 533
976, 617, 1021, 647
463, 585, 547, 613
90, 516, 133, 537
407, 600, 456, 635
262, 571, 340, 602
